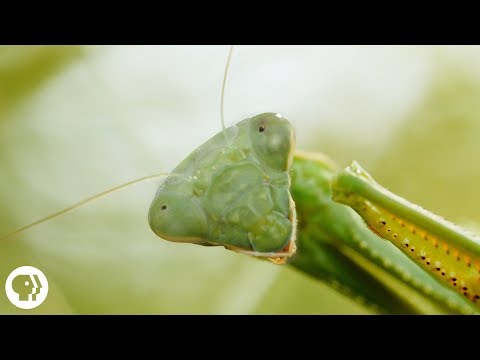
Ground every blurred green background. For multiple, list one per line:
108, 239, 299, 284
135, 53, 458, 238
1, 45, 480, 314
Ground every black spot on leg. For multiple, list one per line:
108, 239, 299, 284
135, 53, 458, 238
421, 256, 425, 260
451, 277, 457, 282
463, 287, 468, 291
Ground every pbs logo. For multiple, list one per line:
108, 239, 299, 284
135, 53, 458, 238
5, 266, 49, 309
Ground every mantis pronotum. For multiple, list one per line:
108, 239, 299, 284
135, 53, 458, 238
1, 46, 479, 314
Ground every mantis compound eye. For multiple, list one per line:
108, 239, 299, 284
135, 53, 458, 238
148, 192, 208, 243
249, 113, 296, 172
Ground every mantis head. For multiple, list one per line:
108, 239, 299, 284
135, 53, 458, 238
148, 113, 297, 263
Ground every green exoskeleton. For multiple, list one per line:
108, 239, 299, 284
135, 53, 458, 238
332, 161, 480, 305
149, 113, 297, 264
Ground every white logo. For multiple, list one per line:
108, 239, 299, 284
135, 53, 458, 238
5, 266, 49, 309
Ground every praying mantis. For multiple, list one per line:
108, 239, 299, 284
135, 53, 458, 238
1, 45, 480, 314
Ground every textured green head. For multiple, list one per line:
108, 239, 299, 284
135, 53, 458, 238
148, 112, 297, 262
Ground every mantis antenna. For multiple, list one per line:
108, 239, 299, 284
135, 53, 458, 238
0, 173, 172, 241
220, 45, 234, 131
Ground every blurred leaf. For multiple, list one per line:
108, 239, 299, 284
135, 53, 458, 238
0, 45, 83, 119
